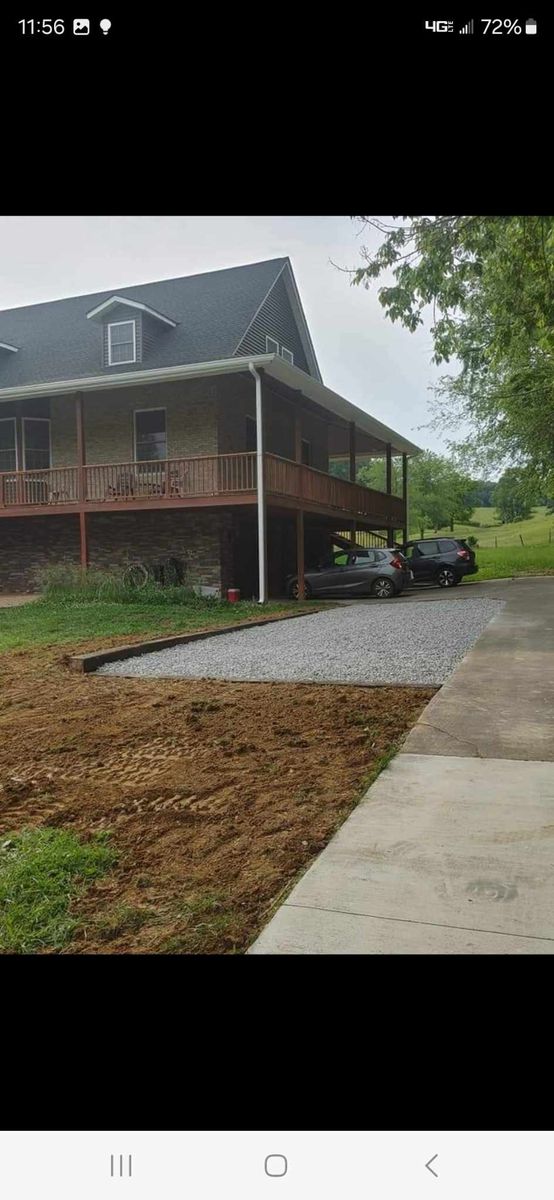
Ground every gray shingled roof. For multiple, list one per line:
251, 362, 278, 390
0, 258, 289, 388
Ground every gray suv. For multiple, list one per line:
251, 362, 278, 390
288, 548, 411, 599
402, 538, 478, 587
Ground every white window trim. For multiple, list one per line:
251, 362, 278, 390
266, 335, 279, 355
0, 416, 18, 470
133, 407, 168, 463
281, 346, 294, 365
87, 295, 177, 327
22, 417, 52, 470
108, 319, 137, 366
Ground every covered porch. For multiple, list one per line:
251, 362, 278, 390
0, 353, 417, 600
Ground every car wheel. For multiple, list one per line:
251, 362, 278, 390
289, 579, 312, 600
436, 567, 457, 588
372, 577, 396, 599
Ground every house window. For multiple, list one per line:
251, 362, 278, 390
23, 418, 51, 470
266, 336, 279, 355
108, 320, 136, 365
0, 417, 17, 472
246, 416, 257, 452
134, 409, 167, 462
281, 346, 294, 365
301, 438, 311, 466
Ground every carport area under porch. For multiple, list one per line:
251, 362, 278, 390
0, 504, 399, 600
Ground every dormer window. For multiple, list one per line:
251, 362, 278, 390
108, 320, 136, 365
281, 346, 294, 365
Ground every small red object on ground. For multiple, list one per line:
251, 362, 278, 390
227, 588, 240, 602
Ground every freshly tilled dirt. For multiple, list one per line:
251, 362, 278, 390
0, 638, 435, 954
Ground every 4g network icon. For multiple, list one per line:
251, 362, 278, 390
424, 20, 454, 31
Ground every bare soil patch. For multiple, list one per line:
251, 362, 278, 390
0, 641, 435, 953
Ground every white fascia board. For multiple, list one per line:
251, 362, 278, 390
0, 352, 421, 455
86, 295, 178, 327
0, 355, 273, 401
0, 342, 19, 352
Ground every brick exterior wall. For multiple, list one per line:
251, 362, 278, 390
0, 516, 80, 592
0, 510, 230, 594
217, 374, 329, 469
48, 375, 329, 469
2, 376, 334, 595
50, 380, 217, 467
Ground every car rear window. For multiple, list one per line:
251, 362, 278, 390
351, 550, 376, 564
417, 540, 440, 555
438, 539, 458, 551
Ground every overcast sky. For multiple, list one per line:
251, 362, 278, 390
0, 215, 458, 455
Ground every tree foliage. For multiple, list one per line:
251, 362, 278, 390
406, 451, 473, 536
493, 467, 536, 523
351, 216, 554, 493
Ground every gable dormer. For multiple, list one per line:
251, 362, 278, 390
86, 295, 178, 368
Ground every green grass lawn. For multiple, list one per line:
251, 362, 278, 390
415, 505, 554, 548
0, 827, 117, 953
464, 543, 554, 582
0, 596, 315, 654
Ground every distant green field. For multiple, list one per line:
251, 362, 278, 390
465, 544, 554, 582
413, 506, 554, 548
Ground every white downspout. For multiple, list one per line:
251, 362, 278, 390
248, 362, 267, 604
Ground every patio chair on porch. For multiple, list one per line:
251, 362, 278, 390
107, 469, 136, 499
168, 462, 190, 497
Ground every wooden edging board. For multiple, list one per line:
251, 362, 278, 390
68, 607, 328, 673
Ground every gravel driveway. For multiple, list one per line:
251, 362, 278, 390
97, 596, 504, 686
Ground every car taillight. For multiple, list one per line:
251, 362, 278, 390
390, 556, 404, 569
457, 548, 470, 560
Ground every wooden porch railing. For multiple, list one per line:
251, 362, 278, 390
83, 454, 258, 500
0, 451, 405, 524
264, 454, 406, 524
0, 466, 79, 507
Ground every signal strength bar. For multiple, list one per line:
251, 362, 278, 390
459, 18, 474, 33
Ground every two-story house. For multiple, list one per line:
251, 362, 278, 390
0, 257, 419, 599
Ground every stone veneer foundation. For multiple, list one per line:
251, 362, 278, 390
0, 509, 235, 595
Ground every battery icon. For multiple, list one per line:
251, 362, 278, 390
525, 17, 537, 33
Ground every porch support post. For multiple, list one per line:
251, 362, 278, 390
75, 392, 88, 569
385, 442, 392, 494
249, 363, 268, 603
295, 408, 302, 464
385, 441, 394, 545
402, 452, 409, 544
75, 391, 86, 502
296, 509, 305, 600
79, 511, 88, 569
349, 421, 356, 482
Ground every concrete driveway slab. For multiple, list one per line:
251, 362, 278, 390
247, 577, 554, 955
402, 576, 554, 759
250, 903, 554, 955
252, 755, 554, 947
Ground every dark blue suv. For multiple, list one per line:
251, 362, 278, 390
401, 537, 478, 588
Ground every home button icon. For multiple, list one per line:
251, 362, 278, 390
265, 1155, 288, 1177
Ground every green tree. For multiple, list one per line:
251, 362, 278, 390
406, 452, 473, 536
493, 467, 536, 523
464, 479, 496, 507
356, 457, 403, 494
351, 216, 554, 494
